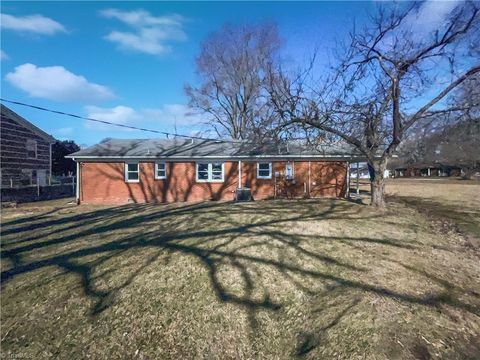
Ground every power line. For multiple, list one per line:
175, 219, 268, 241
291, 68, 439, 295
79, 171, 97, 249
0, 98, 244, 144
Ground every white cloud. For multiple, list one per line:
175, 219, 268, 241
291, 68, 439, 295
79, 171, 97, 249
0, 50, 8, 60
83, 104, 205, 131
100, 8, 187, 55
404, 0, 462, 36
85, 105, 140, 130
378, 1, 463, 52
100, 8, 184, 28
5, 63, 115, 102
0, 13, 66, 35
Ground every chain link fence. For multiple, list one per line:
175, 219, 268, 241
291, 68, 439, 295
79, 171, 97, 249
1, 176, 76, 204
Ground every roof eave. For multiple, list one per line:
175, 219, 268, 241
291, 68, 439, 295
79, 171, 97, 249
66, 154, 368, 161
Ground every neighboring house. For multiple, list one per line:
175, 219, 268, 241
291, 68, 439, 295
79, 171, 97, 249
349, 164, 370, 179
1, 105, 55, 187
394, 163, 462, 178
349, 164, 390, 180
67, 138, 366, 205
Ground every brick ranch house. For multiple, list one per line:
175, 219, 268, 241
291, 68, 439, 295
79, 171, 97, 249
67, 138, 365, 205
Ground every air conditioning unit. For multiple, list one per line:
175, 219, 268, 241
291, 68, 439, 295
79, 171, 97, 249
235, 188, 252, 201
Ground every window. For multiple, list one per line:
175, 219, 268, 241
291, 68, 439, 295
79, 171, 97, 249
125, 162, 139, 182
211, 162, 223, 181
155, 162, 167, 179
197, 163, 209, 181
257, 162, 272, 179
26, 139, 37, 159
21, 169, 37, 185
196, 162, 224, 182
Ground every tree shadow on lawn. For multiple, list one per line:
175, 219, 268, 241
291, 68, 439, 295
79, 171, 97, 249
1, 198, 479, 356
388, 195, 480, 247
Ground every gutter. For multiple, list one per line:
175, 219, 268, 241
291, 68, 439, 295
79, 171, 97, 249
66, 154, 369, 161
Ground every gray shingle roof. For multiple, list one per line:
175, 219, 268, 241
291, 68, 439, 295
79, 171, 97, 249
68, 138, 364, 160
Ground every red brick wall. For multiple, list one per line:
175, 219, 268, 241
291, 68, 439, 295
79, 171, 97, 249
79, 160, 347, 205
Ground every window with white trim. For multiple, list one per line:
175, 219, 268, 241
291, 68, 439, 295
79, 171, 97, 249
155, 162, 167, 179
196, 162, 224, 182
257, 162, 272, 179
26, 139, 37, 159
125, 162, 139, 182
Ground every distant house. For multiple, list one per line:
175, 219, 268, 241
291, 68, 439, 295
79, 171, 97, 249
1, 105, 55, 187
394, 163, 462, 178
67, 138, 366, 205
350, 165, 370, 179
350, 163, 390, 180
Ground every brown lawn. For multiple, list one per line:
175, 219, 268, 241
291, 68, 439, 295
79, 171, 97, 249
1, 180, 479, 359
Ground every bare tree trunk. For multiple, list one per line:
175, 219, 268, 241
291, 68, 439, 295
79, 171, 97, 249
368, 159, 387, 209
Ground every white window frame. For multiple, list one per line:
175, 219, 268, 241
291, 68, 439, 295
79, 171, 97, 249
196, 162, 224, 183
257, 162, 272, 179
26, 139, 37, 159
125, 162, 140, 183
155, 162, 167, 180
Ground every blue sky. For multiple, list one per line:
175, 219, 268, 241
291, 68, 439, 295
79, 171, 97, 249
1, 1, 461, 147
1, 1, 377, 146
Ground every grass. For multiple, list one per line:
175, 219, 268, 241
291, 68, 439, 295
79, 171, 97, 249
1, 180, 480, 359
386, 178, 480, 242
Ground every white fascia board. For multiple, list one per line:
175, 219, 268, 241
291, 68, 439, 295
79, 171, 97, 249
66, 154, 368, 161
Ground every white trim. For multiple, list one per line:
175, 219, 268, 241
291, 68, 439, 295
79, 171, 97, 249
66, 154, 372, 160
76, 161, 80, 202
49, 142, 52, 180
346, 162, 350, 198
356, 162, 360, 195
238, 160, 242, 188
125, 162, 140, 183
154, 162, 167, 180
308, 161, 311, 195
195, 162, 224, 183
256, 162, 272, 179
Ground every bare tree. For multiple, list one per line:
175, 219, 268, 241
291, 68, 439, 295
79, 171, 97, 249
390, 74, 480, 172
268, 1, 480, 208
185, 23, 281, 140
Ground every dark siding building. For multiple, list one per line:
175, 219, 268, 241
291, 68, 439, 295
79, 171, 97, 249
1, 105, 55, 187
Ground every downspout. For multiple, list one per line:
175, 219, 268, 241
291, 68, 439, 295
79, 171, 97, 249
274, 165, 277, 199
308, 161, 311, 197
49, 142, 53, 181
238, 160, 242, 188
346, 162, 350, 198
75, 160, 80, 204
356, 162, 360, 196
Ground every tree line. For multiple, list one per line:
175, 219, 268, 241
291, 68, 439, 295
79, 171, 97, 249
185, 1, 479, 209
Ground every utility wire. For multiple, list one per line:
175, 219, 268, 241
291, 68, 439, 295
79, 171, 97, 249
0, 98, 245, 144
